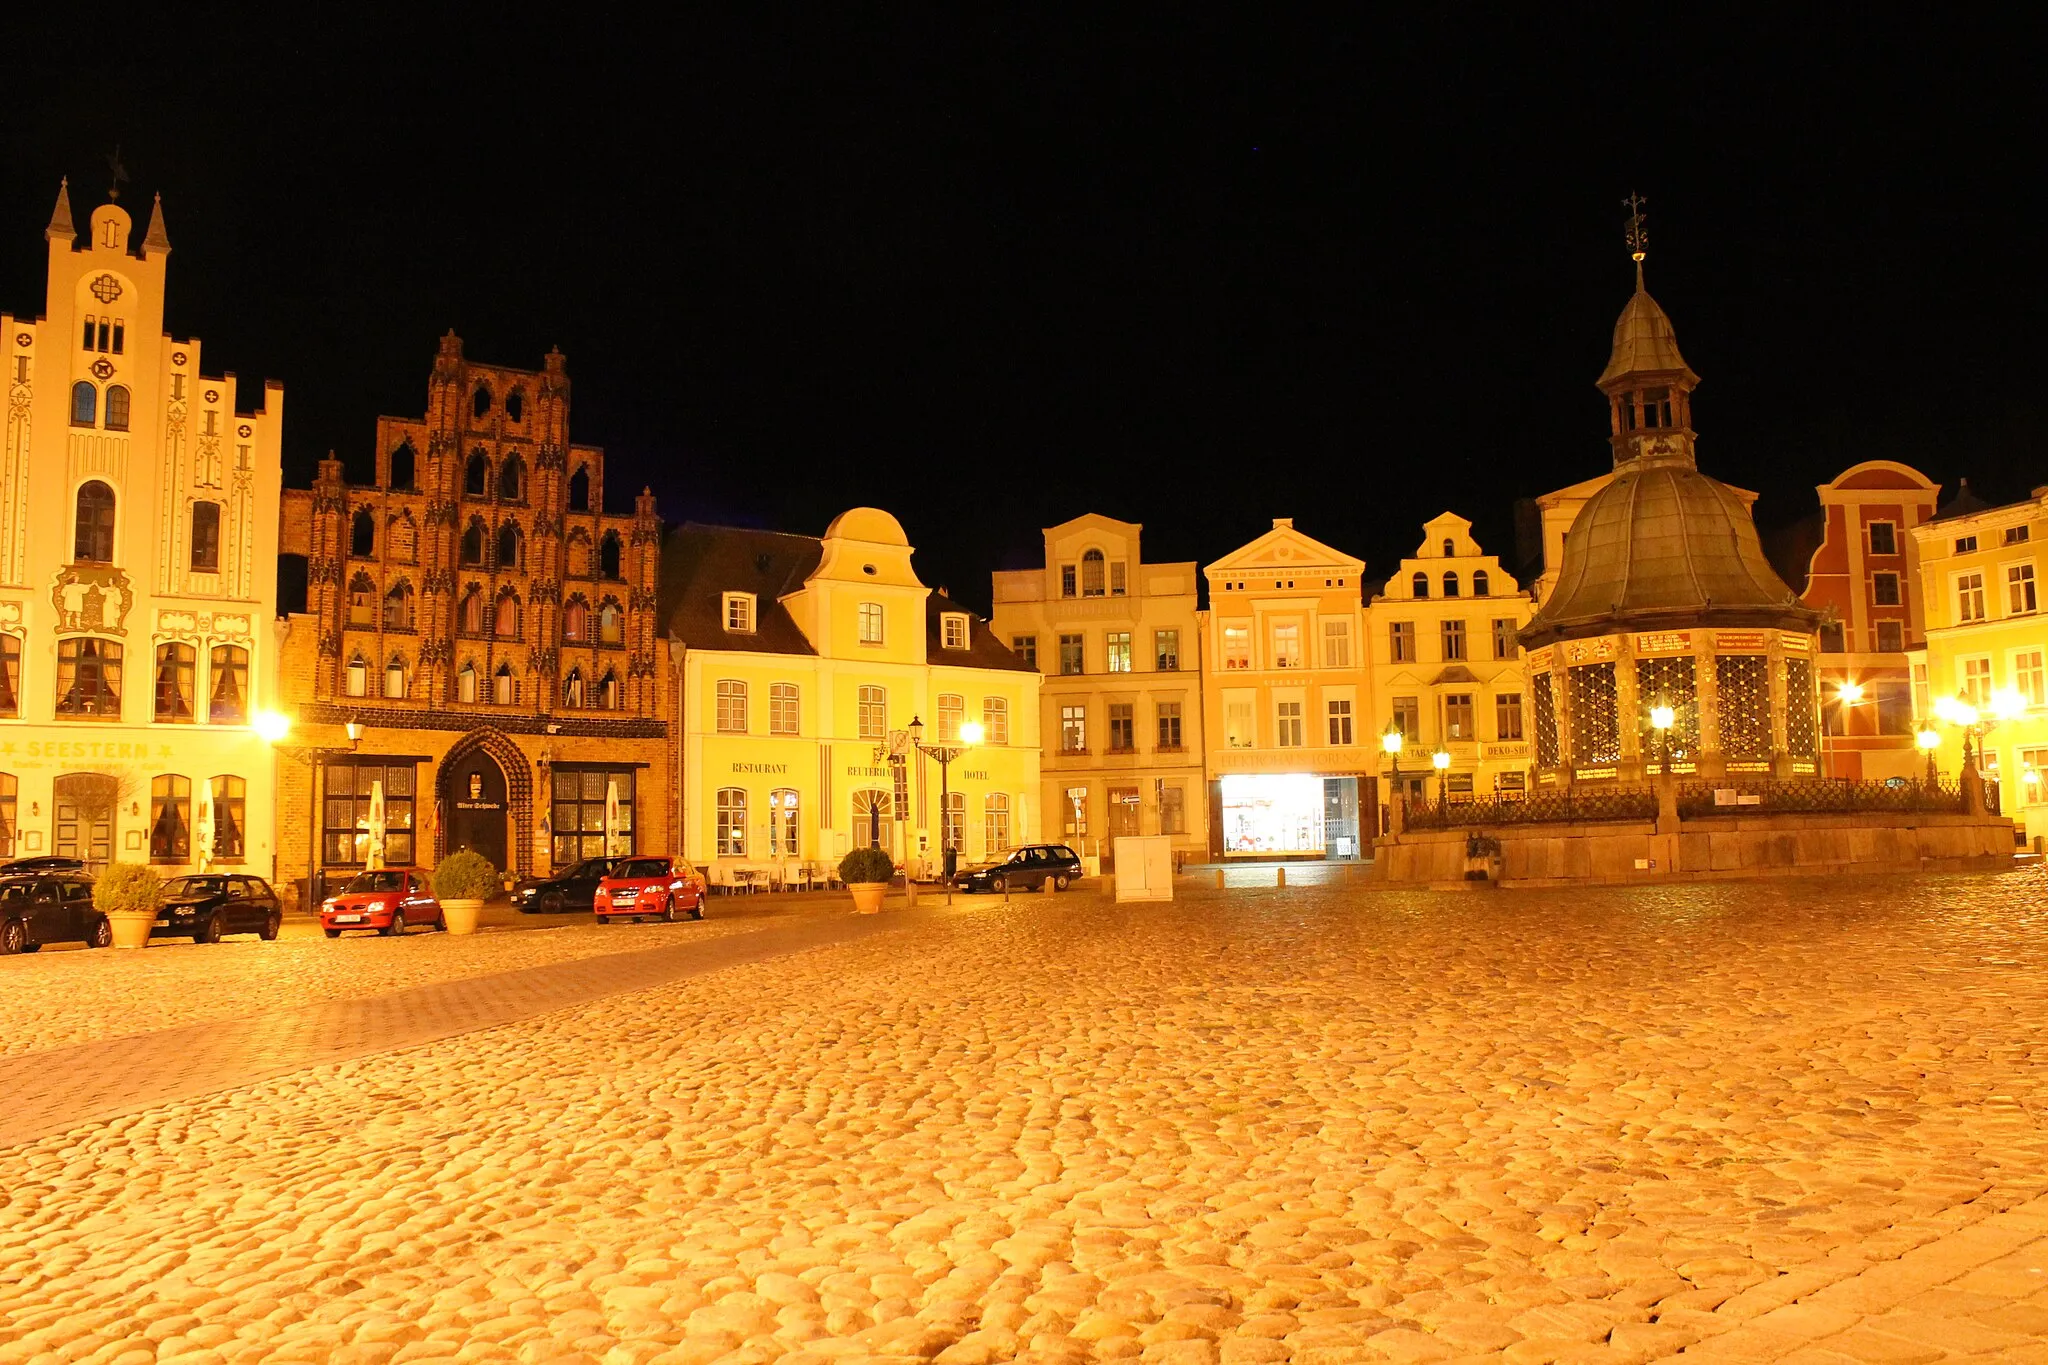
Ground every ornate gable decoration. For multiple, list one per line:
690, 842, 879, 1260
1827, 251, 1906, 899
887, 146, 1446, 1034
52, 564, 135, 635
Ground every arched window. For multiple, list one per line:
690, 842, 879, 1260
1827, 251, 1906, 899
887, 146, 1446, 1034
597, 670, 619, 709
566, 531, 592, 577
189, 501, 222, 572
383, 581, 414, 631
769, 788, 799, 857
71, 381, 96, 426
851, 789, 890, 850
568, 466, 591, 511
598, 599, 623, 645
715, 788, 747, 855
493, 589, 520, 638
562, 597, 589, 641
506, 389, 525, 423
460, 518, 485, 565
345, 653, 369, 697
1473, 570, 1490, 597
350, 507, 375, 557
464, 450, 489, 497
456, 661, 478, 703
1442, 538, 1454, 557
496, 521, 522, 569
492, 661, 517, 705
149, 775, 191, 863
563, 669, 585, 708
384, 656, 407, 699
55, 638, 122, 717
104, 385, 130, 432
599, 530, 623, 580
348, 572, 376, 627
984, 793, 1011, 854
472, 383, 492, 419
387, 512, 417, 562
209, 644, 248, 723
74, 481, 116, 562
498, 456, 523, 502
389, 441, 416, 491
154, 642, 195, 722
458, 585, 485, 635
1411, 572, 1429, 599
1081, 548, 1106, 597
1443, 572, 1460, 598
210, 776, 247, 859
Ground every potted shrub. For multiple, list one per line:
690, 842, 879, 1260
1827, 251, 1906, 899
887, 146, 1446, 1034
432, 849, 500, 935
96, 861, 165, 950
838, 847, 895, 914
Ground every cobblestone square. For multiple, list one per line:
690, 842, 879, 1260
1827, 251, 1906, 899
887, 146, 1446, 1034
4, 872, 2048, 1364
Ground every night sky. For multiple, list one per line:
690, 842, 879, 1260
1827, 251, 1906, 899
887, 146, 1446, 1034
3, 14, 2038, 612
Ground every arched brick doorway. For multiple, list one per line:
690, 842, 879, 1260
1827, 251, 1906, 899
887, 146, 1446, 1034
436, 729, 532, 876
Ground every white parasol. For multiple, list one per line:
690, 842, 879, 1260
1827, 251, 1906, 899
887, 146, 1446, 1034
194, 781, 215, 872
604, 778, 624, 856
366, 779, 387, 872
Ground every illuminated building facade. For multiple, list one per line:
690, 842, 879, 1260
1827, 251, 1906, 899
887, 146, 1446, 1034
1520, 245, 1823, 782
988, 514, 1205, 868
1365, 514, 1532, 810
276, 334, 670, 892
1909, 487, 2048, 841
1198, 519, 1375, 859
0, 180, 283, 873
665, 509, 1040, 877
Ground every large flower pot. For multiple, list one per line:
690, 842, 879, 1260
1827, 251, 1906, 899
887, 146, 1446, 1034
441, 899, 483, 935
848, 881, 888, 915
107, 911, 155, 950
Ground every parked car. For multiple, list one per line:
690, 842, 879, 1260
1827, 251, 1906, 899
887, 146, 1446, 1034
952, 844, 1085, 894
511, 856, 621, 914
320, 868, 445, 937
595, 856, 706, 923
156, 874, 283, 943
0, 873, 111, 953
0, 855, 87, 878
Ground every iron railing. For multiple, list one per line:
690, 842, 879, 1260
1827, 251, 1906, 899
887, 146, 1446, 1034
1676, 778, 1978, 818
1403, 786, 1659, 829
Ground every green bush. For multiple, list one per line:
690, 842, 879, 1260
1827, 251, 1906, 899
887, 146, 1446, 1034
432, 849, 501, 901
838, 847, 895, 884
94, 861, 165, 916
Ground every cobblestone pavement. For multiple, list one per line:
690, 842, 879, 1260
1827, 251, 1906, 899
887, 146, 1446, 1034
5, 871, 2048, 1364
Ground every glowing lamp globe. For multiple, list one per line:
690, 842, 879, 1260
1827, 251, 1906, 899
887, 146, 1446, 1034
1381, 730, 1404, 757
1916, 728, 1941, 753
1431, 750, 1451, 772
252, 709, 292, 744
959, 720, 985, 745
1934, 696, 1978, 727
1649, 704, 1675, 731
1837, 681, 1865, 705
1992, 689, 2027, 721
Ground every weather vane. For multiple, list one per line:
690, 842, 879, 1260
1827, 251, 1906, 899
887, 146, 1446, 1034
106, 146, 129, 202
1623, 191, 1648, 263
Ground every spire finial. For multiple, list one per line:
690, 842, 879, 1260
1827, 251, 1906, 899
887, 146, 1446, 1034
142, 192, 171, 254
45, 177, 75, 242
1623, 191, 1648, 288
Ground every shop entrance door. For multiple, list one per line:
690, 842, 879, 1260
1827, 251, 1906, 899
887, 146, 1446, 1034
1105, 786, 1141, 869
1322, 777, 1360, 859
444, 752, 508, 871
52, 773, 114, 867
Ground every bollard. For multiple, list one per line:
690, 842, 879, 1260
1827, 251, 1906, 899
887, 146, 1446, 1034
1215, 868, 1225, 890
1041, 875, 1056, 895
1276, 866, 1286, 888
904, 878, 919, 908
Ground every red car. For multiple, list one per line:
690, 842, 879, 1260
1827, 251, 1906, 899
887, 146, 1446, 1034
320, 868, 445, 937
595, 856, 706, 923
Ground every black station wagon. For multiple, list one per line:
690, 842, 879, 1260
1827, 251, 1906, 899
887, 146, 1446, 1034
952, 844, 1085, 894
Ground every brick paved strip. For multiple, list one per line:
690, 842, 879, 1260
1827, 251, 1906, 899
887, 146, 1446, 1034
0, 908, 921, 1152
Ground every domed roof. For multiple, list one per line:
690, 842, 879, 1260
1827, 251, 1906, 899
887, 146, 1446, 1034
823, 507, 910, 546
1597, 273, 1697, 389
1521, 461, 1819, 648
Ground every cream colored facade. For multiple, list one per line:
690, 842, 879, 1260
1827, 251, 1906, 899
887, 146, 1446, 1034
0, 182, 283, 873
667, 509, 1040, 878
988, 514, 1205, 866
1909, 489, 2048, 842
1365, 514, 1533, 810
1198, 519, 1375, 859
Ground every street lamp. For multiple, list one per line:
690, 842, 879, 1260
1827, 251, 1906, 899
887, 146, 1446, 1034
1381, 726, 1404, 784
906, 715, 981, 879
1649, 702, 1675, 773
1431, 748, 1451, 803
1916, 723, 1941, 790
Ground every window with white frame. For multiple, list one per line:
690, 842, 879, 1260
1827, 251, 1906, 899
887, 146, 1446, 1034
716, 788, 747, 855
936, 693, 965, 741
1327, 698, 1353, 744
941, 612, 969, 649
1060, 564, 1076, 598
769, 789, 799, 856
1441, 619, 1468, 661
1109, 561, 1127, 596
716, 679, 748, 733
1011, 635, 1038, 669
1389, 621, 1415, 663
1444, 692, 1475, 740
1155, 629, 1179, 671
984, 793, 1011, 853
1081, 549, 1106, 597
1275, 700, 1304, 747
769, 682, 799, 735
723, 592, 755, 633
1222, 624, 1250, 670
1106, 631, 1132, 673
2008, 564, 2037, 615
858, 602, 884, 644
1225, 700, 1254, 748
1272, 622, 1302, 669
1322, 619, 1351, 668
982, 695, 1009, 744
1157, 700, 1182, 749
1496, 692, 1524, 740
858, 685, 886, 739
457, 662, 478, 703
1961, 657, 1993, 706
2015, 650, 2046, 708
1156, 781, 1185, 834
345, 655, 368, 697
2023, 748, 2048, 806
1956, 535, 1979, 554
383, 658, 407, 699
1957, 572, 1987, 623
1060, 704, 1087, 753
1063, 787, 1087, 836
1492, 618, 1519, 660
2007, 525, 2033, 545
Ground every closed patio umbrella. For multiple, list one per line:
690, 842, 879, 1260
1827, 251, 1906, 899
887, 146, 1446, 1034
194, 782, 215, 873
604, 779, 624, 857
367, 779, 387, 872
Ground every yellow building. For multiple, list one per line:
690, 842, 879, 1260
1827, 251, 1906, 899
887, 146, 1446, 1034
988, 513, 1205, 868
1198, 518, 1375, 859
1364, 514, 1533, 811
664, 509, 1040, 880
1909, 487, 2048, 842
0, 180, 284, 873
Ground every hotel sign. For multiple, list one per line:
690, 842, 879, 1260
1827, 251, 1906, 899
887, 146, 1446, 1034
959, 769, 990, 781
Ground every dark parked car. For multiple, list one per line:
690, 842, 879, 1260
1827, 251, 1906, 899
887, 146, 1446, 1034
952, 844, 1085, 894
156, 874, 283, 943
511, 857, 621, 914
0, 855, 87, 877
0, 873, 111, 953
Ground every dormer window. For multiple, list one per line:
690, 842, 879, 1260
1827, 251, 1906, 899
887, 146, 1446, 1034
1441, 538, 1454, 557
724, 592, 756, 633
1109, 562, 1127, 596
941, 612, 969, 650
1411, 572, 1429, 599
1081, 549, 1106, 597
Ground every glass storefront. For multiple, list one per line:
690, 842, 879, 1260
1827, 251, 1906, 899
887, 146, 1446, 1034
1221, 773, 1361, 858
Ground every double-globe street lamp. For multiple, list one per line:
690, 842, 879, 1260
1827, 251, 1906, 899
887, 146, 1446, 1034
906, 715, 983, 879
